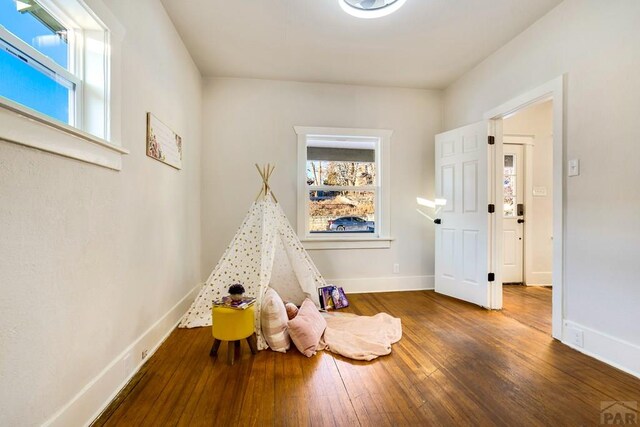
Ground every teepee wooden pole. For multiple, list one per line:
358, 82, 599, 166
255, 163, 266, 201
267, 165, 278, 203
254, 163, 279, 203
264, 164, 269, 198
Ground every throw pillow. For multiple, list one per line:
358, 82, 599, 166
287, 298, 327, 357
261, 287, 290, 352
285, 302, 299, 320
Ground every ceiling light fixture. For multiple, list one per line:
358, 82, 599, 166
339, 0, 408, 19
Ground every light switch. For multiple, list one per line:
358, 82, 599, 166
568, 159, 580, 177
533, 186, 547, 196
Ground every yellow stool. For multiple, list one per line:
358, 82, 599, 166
210, 305, 257, 365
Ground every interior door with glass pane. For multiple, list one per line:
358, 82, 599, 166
434, 121, 491, 307
502, 144, 524, 283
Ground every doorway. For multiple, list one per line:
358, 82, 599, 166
499, 100, 554, 334
486, 75, 564, 339
434, 76, 564, 339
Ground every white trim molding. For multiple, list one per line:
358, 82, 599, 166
303, 236, 393, 250
527, 272, 552, 286
563, 320, 640, 379
43, 284, 201, 427
503, 134, 535, 145
328, 275, 434, 294
0, 100, 128, 170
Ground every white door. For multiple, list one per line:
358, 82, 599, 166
434, 121, 492, 307
502, 144, 525, 283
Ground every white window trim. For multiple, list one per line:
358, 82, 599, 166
0, 97, 127, 169
294, 126, 393, 250
0, 0, 127, 170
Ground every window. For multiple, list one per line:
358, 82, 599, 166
295, 126, 392, 249
0, 0, 127, 169
503, 153, 517, 217
0, 0, 76, 124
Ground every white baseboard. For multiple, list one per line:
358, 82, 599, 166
527, 271, 552, 285
562, 320, 640, 380
327, 275, 434, 294
43, 284, 202, 427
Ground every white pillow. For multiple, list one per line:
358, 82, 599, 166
261, 287, 290, 352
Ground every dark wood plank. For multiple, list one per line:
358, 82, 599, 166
93, 290, 640, 427
96, 326, 203, 426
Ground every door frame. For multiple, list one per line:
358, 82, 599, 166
484, 75, 565, 339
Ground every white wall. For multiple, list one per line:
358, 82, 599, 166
504, 101, 553, 285
201, 78, 441, 292
444, 0, 640, 374
0, 0, 202, 425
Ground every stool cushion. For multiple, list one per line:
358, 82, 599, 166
261, 288, 290, 353
212, 305, 255, 341
288, 298, 327, 357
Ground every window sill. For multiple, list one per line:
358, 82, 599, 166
301, 236, 394, 250
0, 98, 128, 170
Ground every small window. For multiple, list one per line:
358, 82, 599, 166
1, 0, 78, 124
0, 0, 113, 140
296, 126, 392, 249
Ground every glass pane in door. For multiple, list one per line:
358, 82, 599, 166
504, 154, 517, 217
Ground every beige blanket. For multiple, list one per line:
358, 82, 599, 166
318, 312, 402, 361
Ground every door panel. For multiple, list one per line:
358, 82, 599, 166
435, 121, 490, 307
441, 165, 455, 212
441, 228, 456, 278
462, 230, 479, 283
463, 161, 478, 212
502, 144, 524, 282
503, 230, 517, 265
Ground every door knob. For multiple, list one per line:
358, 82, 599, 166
517, 219, 525, 224
434, 218, 441, 224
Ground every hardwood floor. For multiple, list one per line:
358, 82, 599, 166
502, 284, 552, 334
93, 290, 640, 426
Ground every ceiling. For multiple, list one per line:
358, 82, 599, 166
160, 0, 562, 89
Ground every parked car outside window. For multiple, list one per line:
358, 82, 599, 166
328, 216, 375, 232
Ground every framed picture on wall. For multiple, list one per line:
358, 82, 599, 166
146, 113, 183, 169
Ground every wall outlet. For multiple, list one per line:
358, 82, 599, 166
393, 263, 400, 274
141, 349, 149, 360
567, 327, 584, 348
124, 353, 133, 376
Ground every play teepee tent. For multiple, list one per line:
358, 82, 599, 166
179, 164, 325, 350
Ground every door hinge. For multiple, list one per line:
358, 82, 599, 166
488, 135, 495, 145
488, 204, 495, 213
488, 273, 495, 282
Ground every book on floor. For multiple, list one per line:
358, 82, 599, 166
318, 285, 349, 310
